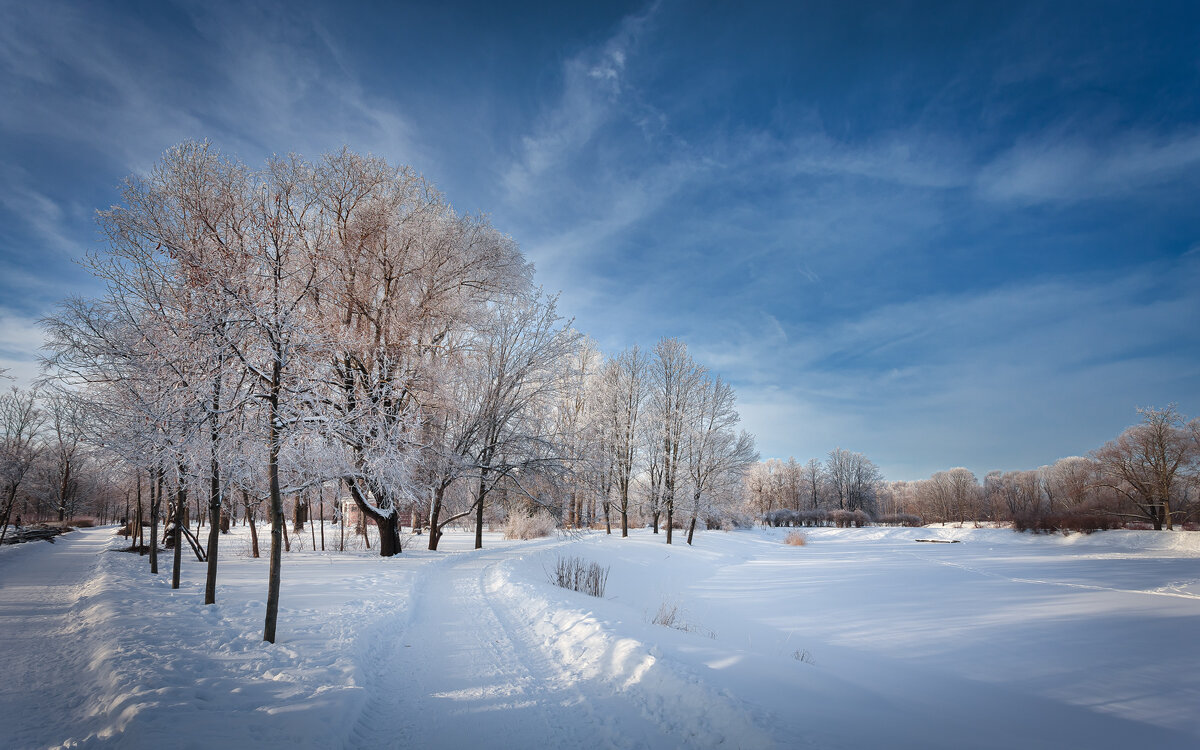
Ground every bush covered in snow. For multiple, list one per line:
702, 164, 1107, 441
503, 509, 558, 540
784, 531, 806, 546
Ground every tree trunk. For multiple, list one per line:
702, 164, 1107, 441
665, 497, 674, 545
318, 485, 325, 551
172, 464, 186, 590
474, 463, 491, 550
150, 467, 161, 574
428, 484, 446, 551
686, 515, 697, 546
244, 490, 259, 558
376, 513, 400, 556
264, 360, 284, 644
293, 494, 306, 532
620, 490, 629, 538
204, 378, 222, 605
135, 474, 144, 554
57, 459, 71, 522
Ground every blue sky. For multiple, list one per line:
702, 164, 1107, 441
2, 0, 1198, 480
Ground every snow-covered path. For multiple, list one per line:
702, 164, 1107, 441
350, 545, 678, 749
0, 528, 111, 749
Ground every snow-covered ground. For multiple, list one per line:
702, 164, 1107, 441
1, 523, 1198, 749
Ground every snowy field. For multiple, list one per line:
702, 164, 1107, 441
1, 524, 1198, 749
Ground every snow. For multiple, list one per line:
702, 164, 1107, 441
1, 524, 1198, 748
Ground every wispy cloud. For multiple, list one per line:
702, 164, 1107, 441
977, 128, 1200, 204
0, 309, 47, 386
720, 256, 1200, 479
502, 2, 659, 200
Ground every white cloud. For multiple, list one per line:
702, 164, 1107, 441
0, 310, 46, 387
699, 256, 1200, 480
977, 129, 1200, 203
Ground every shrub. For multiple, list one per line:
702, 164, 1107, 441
68, 517, 97, 528
548, 555, 608, 597
799, 509, 830, 527
876, 513, 924, 527
652, 600, 681, 628
722, 512, 755, 529
504, 509, 558, 539
784, 531, 806, 546
1012, 509, 1122, 535
852, 509, 872, 527
764, 509, 799, 527
829, 509, 854, 528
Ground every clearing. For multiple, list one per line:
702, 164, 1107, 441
0, 524, 1197, 749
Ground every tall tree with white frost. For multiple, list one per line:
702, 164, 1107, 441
649, 338, 705, 544
682, 373, 757, 544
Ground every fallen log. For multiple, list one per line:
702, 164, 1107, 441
914, 539, 961, 544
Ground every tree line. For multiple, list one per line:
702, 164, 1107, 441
749, 406, 1200, 531
12, 143, 758, 642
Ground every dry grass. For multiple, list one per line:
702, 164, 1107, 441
650, 599, 716, 638
784, 531, 806, 546
548, 555, 609, 597
504, 509, 557, 539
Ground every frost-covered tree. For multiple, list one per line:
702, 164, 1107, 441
682, 373, 757, 544
648, 338, 705, 544
825, 448, 881, 515
0, 387, 43, 544
602, 346, 647, 537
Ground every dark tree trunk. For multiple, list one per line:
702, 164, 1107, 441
244, 490, 259, 558
474, 467, 489, 551
686, 515, 697, 546
428, 484, 446, 551
264, 359, 284, 644
204, 377, 222, 605
377, 513, 400, 556
150, 467, 161, 574
172, 463, 186, 590
665, 498, 674, 545
135, 474, 144, 554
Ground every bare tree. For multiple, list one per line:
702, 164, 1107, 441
682, 373, 758, 544
825, 448, 881, 514
0, 387, 44, 544
649, 338, 705, 544
1093, 406, 1195, 530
